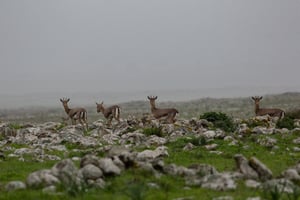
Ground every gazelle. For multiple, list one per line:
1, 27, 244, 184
147, 96, 179, 123
251, 96, 285, 119
96, 101, 121, 125
60, 98, 88, 129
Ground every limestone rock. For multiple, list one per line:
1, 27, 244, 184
249, 157, 273, 181
5, 181, 26, 191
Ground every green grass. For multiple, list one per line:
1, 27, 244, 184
1, 130, 300, 199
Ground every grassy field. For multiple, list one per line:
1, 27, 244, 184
1, 92, 300, 199
1, 129, 300, 199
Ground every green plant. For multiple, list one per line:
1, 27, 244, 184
246, 119, 269, 128
8, 123, 23, 130
286, 109, 300, 119
262, 183, 285, 200
123, 180, 148, 200
200, 112, 236, 132
276, 116, 295, 130
143, 127, 164, 137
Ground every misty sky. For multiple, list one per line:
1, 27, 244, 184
0, 1, 300, 102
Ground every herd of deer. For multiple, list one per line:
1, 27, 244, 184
60, 96, 285, 130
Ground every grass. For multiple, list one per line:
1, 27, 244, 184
2, 130, 300, 199
1, 92, 300, 199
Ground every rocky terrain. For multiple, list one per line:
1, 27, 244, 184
1, 114, 300, 199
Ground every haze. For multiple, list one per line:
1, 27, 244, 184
0, 1, 300, 108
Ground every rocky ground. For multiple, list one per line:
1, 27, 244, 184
1, 115, 300, 199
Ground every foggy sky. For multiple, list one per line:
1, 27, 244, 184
0, 1, 300, 106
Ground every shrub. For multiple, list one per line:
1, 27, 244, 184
286, 109, 300, 119
246, 119, 269, 128
142, 127, 164, 137
200, 112, 235, 132
276, 116, 295, 130
8, 123, 22, 130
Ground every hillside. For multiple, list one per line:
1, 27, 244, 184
1, 92, 300, 123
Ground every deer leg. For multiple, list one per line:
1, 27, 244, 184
84, 119, 88, 130
167, 113, 176, 123
106, 115, 113, 127
114, 115, 120, 123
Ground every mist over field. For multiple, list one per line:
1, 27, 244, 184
0, 1, 299, 109
1, 86, 299, 109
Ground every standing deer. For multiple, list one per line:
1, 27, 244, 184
147, 96, 179, 123
96, 101, 121, 125
251, 96, 285, 119
60, 98, 88, 129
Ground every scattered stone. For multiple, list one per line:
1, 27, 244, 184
137, 146, 169, 161
234, 154, 259, 180
200, 173, 237, 191
245, 179, 261, 189
257, 137, 277, 147
183, 143, 195, 151
80, 164, 103, 180
205, 143, 218, 150
26, 169, 60, 188
203, 130, 217, 139
5, 181, 26, 191
98, 158, 121, 176
249, 157, 273, 181
281, 168, 300, 181
42, 185, 57, 193
212, 196, 233, 200
262, 178, 298, 194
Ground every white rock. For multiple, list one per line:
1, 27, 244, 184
5, 181, 26, 191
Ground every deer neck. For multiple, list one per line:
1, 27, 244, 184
63, 104, 71, 114
255, 103, 260, 114
100, 106, 106, 114
150, 102, 157, 111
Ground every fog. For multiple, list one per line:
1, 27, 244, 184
0, 1, 300, 108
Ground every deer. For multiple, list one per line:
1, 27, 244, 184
147, 96, 179, 123
251, 96, 285, 120
96, 101, 121, 126
60, 98, 88, 130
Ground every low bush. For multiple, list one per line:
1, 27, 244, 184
142, 127, 164, 137
276, 116, 295, 130
200, 112, 236, 132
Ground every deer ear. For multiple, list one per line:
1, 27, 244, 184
251, 97, 255, 100
260, 96, 263, 100
147, 96, 151, 100
101, 101, 104, 105
154, 96, 158, 100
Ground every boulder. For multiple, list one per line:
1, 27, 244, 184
26, 169, 60, 188
249, 157, 273, 181
80, 164, 103, 180
5, 181, 26, 191
98, 158, 121, 176
234, 154, 259, 180
137, 146, 169, 162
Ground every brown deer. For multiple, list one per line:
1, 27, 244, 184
96, 101, 121, 125
251, 96, 285, 119
60, 98, 88, 129
147, 96, 179, 123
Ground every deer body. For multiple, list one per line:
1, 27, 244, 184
147, 96, 178, 123
60, 98, 88, 129
96, 102, 120, 125
252, 96, 285, 119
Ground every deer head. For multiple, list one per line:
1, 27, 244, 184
60, 98, 70, 104
147, 96, 158, 108
96, 101, 104, 113
251, 96, 263, 105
